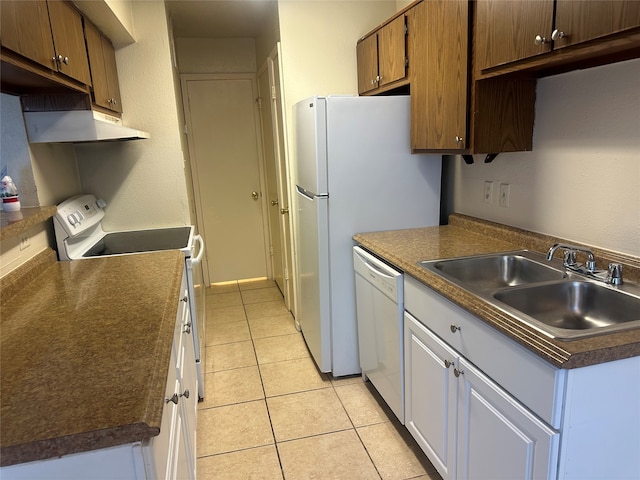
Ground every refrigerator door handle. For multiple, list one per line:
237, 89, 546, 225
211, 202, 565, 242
297, 185, 327, 200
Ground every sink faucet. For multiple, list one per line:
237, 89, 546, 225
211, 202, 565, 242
547, 243, 596, 271
547, 243, 624, 285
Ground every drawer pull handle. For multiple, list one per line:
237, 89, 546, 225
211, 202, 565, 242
450, 324, 461, 333
454, 368, 464, 378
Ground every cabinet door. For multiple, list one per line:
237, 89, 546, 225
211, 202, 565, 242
101, 35, 123, 113
46, 0, 91, 85
85, 22, 110, 109
456, 358, 559, 480
410, 0, 468, 151
553, 0, 640, 49
404, 313, 457, 480
378, 15, 406, 88
475, 0, 554, 70
0, 0, 55, 70
85, 22, 123, 113
357, 33, 378, 94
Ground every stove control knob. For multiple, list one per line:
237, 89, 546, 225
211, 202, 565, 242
96, 198, 107, 209
75, 210, 84, 221
67, 213, 80, 226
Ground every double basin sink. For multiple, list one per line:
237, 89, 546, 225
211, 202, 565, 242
419, 251, 640, 340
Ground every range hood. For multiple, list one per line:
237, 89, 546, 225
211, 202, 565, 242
22, 110, 150, 143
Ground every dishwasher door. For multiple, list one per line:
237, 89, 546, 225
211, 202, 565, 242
353, 246, 404, 424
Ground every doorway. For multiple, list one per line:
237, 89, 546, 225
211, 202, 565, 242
182, 74, 270, 284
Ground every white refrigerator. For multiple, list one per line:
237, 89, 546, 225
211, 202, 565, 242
294, 95, 441, 376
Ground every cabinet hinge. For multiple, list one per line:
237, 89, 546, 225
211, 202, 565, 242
405, 23, 408, 35
405, 57, 409, 68
256, 97, 262, 110
271, 85, 277, 100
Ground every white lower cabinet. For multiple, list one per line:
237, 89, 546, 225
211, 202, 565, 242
1, 275, 197, 480
404, 313, 559, 480
404, 275, 640, 480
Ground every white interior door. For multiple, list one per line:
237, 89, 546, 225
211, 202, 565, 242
257, 62, 284, 293
272, 44, 295, 313
183, 75, 269, 283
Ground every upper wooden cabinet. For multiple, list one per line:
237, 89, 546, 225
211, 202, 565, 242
85, 22, 122, 114
553, 0, 640, 49
357, 15, 408, 95
475, 0, 555, 70
1, 0, 91, 86
475, 0, 640, 72
409, 0, 469, 152
0, 1, 56, 71
47, 0, 91, 85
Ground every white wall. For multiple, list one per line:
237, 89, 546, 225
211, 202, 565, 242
75, 0, 190, 231
452, 58, 640, 257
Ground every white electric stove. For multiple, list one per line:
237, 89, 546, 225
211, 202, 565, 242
53, 194, 206, 399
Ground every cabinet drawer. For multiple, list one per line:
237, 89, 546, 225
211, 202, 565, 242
405, 275, 565, 428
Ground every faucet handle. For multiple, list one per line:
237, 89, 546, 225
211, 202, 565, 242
607, 263, 624, 285
563, 249, 577, 266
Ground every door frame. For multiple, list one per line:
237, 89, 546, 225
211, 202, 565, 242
180, 73, 271, 286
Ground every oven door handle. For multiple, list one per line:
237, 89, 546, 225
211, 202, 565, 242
192, 234, 205, 265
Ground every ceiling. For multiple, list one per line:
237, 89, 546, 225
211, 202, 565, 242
165, 0, 279, 39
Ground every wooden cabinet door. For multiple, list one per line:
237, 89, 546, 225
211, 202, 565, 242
0, 0, 55, 70
85, 22, 123, 113
404, 313, 457, 480
357, 33, 378, 94
456, 358, 559, 480
85, 22, 109, 108
46, 0, 91, 85
101, 36, 122, 113
475, 0, 554, 70
377, 15, 406, 88
410, 0, 468, 151
553, 0, 640, 49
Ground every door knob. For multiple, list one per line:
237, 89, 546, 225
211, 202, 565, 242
280, 208, 289, 215
271, 199, 279, 206
251, 191, 259, 201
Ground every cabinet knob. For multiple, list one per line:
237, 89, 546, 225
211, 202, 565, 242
165, 393, 179, 404
181, 296, 188, 302
62, 56, 69, 65
371, 79, 375, 85
180, 389, 190, 399
551, 29, 567, 41
183, 321, 192, 334
444, 359, 453, 368
450, 324, 461, 333
454, 368, 464, 378
534, 35, 548, 46
280, 208, 289, 215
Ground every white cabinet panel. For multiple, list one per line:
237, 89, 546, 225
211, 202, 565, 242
456, 358, 559, 480
405, 313, 457, 480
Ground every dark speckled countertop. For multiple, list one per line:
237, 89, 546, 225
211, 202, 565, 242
0, 248, 184, 467
354, 214, 640, 369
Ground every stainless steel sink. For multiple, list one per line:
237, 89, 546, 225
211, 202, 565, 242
419, 251, 565, 290
418, 250, 640, 340
493, 281, 640, 339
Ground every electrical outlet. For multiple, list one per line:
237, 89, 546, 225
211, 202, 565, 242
499, 183, 510, 207
19, 235, 30, 251
483, 181, 494, 204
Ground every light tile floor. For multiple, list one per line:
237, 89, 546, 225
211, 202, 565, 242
198, 279, 443, 480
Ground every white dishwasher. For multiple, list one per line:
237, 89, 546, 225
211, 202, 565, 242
353, 246, 404, 424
